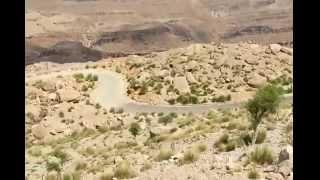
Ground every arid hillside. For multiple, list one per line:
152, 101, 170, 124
26, 42, 293, 180
26, 0, 292, 64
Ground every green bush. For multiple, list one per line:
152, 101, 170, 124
50, 148, 68, 165
239, 131, 253, 146
176, 93, 199, 104
246, 84, 281, 132
81, 85, 88, 92
167, 98, 176, 105
73, 73, 84, 83
129, 122, 141, 137
211, 94, 231, 102
46, 160, 61, 172
158, 115, 174, 125
95, 103, 101, 109
225, 140, 236, 152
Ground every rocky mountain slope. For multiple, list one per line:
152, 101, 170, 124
26, 42, 293, 180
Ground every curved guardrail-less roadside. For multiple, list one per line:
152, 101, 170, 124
26, 69, 293, 114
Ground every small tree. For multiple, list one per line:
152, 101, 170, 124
246, 84, 281, 144
129, 123, 141, 137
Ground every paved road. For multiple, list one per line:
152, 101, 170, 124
26, 69, 293, 114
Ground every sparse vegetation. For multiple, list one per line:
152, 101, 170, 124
211, 94, 231, 102
81, 85, 88, 91
28, 146, 42, 157
181, 150, 199, 164
58, 111, 64, 118
255, 129, 267, 144
129, 122, 141, 137
50, 148, 68, 165
75, 162, 87, 171
114, 160, 136, 179
100, 172, 114, 180
73, 73, 84, 83
116, 108, 124, 114
63, 174, 72, 180
158, 114, 174, 125
250, 146, 274, 165
176, 93, 199, 104
196, 144, 207, 152
140, 161, 152, 172
109, 107, 115, 113
85, 74, 99, 82
214, 133, 237, 152
95, 103, 101, 109
156, 148, 174, 161
46, 158, 61, 172
246, 84, 281, 144
248, 168, 260, 179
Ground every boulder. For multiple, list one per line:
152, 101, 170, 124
31, 124, 48, 139
137, 72, 151, 82
173, 76, 190, 93
277, 160, 292, 177
41, 81, 56, 92
280, 47, 293, 56
265, 173, 284, 180
26, 105, 41, 122
185, 60, 199, 71
155, 69, 169, 77
269, 44, 282, 54
186, 72, 198, 84
247, 74, 267, 88
48, 93, 60, 102
57, 88, 81, 102
278, 149, 290, 164
245, 57, 259, 65
150, 126, 172, 135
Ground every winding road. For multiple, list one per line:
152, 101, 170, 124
26, 69, 293, 114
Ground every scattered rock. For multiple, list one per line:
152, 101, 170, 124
280, 47, 293, 56
265, 172, 284, 180
269, 44, 282, 54
31, 124, 48, 139
247, 74, 267, 88
57, 88, 81, 102
173, 76, 190, 93
186, 72, 198, 84
137, 72, 151, 82
277, 160, 292, 177
245, 57, 259, 65
41, 81, 56, 92
278, 149, 290, 164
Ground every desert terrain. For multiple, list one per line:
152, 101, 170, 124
26, 0, 293, 180
26, 0, 292, 65
26, 42, 293, 180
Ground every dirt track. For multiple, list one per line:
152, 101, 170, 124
26, 69, 293, 114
